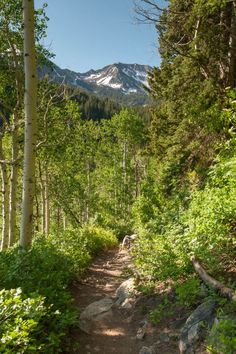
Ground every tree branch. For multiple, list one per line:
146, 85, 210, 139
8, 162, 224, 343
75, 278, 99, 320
191, 256, 236, 302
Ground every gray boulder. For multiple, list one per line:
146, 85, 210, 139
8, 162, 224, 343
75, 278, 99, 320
79, 296, 113, 333
115, 278, 136, 305
179, 300, 216, 354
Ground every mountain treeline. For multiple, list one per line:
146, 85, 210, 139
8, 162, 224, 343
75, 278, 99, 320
72, 89, 120, 120
0, 0, 235, 352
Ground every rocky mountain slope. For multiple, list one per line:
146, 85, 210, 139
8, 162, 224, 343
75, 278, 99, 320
39, 62, 152, 106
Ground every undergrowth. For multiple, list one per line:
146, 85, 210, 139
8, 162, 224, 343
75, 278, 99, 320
132, 155, 236, 353
0, 226, 117, 353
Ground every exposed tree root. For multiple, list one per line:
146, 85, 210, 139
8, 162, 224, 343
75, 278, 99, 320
191, 256, 236, 302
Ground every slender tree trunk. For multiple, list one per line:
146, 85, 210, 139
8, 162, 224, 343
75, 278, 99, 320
135, 157, 140, 198
86, 162, 90, 221
34, 187, 40, 232
56, 207, 61, 230
7, 33, 23, 247
9, 113, 19, 246
0, 140, 9, 250
114, 167, 117, 214
122, 141, 127, 214
63, 213, 67, 230
194, 18, 201, 51
38, 161, 45, 233
20, 0, 37, 248
45, 166, 50, 234
228, 0, 236, 87
41, 187, 46, 233
123, 141, 127, 184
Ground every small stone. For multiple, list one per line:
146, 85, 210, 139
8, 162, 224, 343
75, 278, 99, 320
136, 320, 149, 340
121, 298, 133, 309
139, 346, 154, 354
159, 332, 170, 342
126, 315, 133, 323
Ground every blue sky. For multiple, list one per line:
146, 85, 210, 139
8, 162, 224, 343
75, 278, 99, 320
35, 0, 160, 73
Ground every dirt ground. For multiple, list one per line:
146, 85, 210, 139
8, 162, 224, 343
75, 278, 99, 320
69, 247, 195, 354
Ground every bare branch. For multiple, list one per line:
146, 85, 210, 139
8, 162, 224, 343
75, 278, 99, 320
191, 256, 236, 302
0, 156, 22, 165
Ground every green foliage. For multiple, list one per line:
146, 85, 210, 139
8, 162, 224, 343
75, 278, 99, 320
174, 278, 201, 307
149, 305, 166, 326
137, 281, 155, 295
206, 298, 236, 353
0, 226, 117, 352
0, 239, 76, 352
149, 297, 174, 325
71, 88, 120, 121
182, 159, 236, 272
132, 229, 185, 280
207, 318, 236, 354
0, 288, 46, 353
48, 226, 118, 275
132, 152, 236, 280
79, 225, 118, 253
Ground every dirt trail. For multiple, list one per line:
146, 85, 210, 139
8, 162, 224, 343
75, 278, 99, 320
71, 247, 180, 354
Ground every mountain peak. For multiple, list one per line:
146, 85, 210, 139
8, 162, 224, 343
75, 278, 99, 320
39, 61, 152, 105
79, 62, 151, 93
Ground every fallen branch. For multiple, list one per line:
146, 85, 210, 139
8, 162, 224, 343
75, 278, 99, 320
191, 256, 236, 302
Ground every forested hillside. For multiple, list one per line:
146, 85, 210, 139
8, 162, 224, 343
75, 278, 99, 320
0, 0, 235, 353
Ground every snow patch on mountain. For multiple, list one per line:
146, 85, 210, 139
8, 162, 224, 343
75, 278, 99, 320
39, 62, 151, 97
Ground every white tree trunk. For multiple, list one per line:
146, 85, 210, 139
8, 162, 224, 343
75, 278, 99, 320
38, 161, 45, 233
0, 140, 9, 250
20, 0, 37, 248
7, 33, 22, 247
9, 113, 19, 246
63, 213, 67, 230
45, 166, 50, 234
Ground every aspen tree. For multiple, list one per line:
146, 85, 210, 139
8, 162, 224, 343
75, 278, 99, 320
20, 0, 37, 248
8, 43, 22, 247
0, 138, 10, 250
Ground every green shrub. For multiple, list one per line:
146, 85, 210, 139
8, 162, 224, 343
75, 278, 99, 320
0, 288, 45, 353
79, 225, 118, 253
149, 305, 166, 325
207, 318, 236, 354
149, 297, 174, 325
132, 157, 236, 281
0, 226, 118, 352
174, 278, 201, 307
137, 281, 155, 295
182, 174, 236, 272
0, 239, 77, 352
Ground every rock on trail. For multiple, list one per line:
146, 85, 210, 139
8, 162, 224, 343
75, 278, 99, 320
69, 247, 189, 354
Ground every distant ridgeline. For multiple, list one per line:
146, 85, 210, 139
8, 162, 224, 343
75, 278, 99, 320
38, 60, 152, 107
